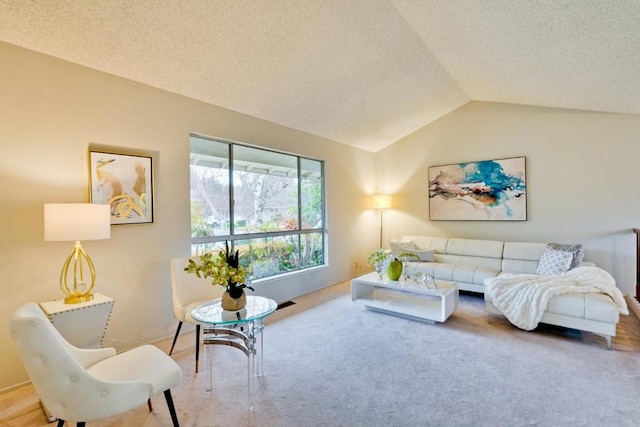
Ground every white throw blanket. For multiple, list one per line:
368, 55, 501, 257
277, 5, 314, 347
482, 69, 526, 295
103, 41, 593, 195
484, 266, 629, 331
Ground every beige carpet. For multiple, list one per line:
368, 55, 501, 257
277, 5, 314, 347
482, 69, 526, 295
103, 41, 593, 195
2, 281, 640, 426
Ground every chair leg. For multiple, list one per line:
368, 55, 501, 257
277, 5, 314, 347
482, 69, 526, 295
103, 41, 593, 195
56, 420, 65, 427
195, 324, 200, 373
77, 423, 86, 427
147, 397, 153, 412
169, 321, 183, 355
164, 389, 180, 427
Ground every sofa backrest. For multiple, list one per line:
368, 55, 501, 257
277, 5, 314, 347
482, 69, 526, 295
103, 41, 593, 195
400, 236, 554, 274
440, 238, 504, 270
446, 238, 504, 258
403, 236, 449, 253
502, 242, 547, 274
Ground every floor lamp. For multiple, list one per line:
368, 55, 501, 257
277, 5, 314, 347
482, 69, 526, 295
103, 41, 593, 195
373, 194, 392, 248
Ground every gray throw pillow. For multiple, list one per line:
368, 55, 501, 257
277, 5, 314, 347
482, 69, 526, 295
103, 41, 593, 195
536, 247, 573, 275
401, 249, 435, 262
548, 243, 584, 269
389, 239, 415, 257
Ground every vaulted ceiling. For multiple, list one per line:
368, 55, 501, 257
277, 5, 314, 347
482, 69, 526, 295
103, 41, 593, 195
1, 1, 639, 152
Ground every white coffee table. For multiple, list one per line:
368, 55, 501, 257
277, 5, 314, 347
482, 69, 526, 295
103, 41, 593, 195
351, 272, 458, 323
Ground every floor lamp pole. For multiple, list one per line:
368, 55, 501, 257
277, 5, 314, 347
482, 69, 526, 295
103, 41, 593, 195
379, 209, 384, 249
373, 194, 392, 249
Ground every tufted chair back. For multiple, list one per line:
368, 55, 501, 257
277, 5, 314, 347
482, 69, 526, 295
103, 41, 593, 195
170, 257, 223, 322
9, 303, 149, 421
9, 302, 182, 425
168, 257, 223, 373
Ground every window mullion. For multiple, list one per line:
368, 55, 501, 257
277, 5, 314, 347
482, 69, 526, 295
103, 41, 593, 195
229, 143, 235, 242
190, 134, 325, 278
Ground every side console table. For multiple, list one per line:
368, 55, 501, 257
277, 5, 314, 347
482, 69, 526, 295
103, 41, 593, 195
39, 292, 114, 348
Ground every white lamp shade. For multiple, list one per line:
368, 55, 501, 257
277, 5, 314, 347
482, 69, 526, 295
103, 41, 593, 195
44, 203, 111, 242
373, 194, 392, 210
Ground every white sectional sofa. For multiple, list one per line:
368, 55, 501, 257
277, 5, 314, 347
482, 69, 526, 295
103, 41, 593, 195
396, 235, 550, 293
392, 236, 624, 348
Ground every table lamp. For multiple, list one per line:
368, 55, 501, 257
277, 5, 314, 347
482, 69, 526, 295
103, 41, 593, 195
373, 194, 392, 248
44, 203, 111, 304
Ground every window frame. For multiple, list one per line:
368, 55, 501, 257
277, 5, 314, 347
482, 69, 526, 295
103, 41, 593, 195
189, 133, 326, 279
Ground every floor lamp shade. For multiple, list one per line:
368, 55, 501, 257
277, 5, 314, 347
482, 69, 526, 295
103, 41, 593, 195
373, 194, 392, 210
44, 203, 111, 303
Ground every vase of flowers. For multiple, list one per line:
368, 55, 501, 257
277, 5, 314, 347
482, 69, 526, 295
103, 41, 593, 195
367, 249, 389, 280
184, 241, 254, 311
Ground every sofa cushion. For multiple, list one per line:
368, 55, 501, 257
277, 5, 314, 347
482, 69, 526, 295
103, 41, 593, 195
546, 293, 585, 318
433, 263, 456, 281
502, 242, 547, 274
547, 243, 584, 270
452, 264, 475, 284
502, 259, 540, 274
536, 247, 573, 275
584, 293, 620, 323
472, 267, 501, 285
404, 249, 434, 261
413, 262, 437, 276
403, 236, 449, 253
389, 239, 416, 257
503, 242, 547, 261
435, 253, 502, 271
546, 293, 619, 324
414, 262, 500, 286
446, 238, 504, 259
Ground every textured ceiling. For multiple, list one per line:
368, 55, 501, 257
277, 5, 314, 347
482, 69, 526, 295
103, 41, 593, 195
1, 1, 639, 152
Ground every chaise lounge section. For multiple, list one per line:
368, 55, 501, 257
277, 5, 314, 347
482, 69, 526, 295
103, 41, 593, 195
485, 291, 622, 349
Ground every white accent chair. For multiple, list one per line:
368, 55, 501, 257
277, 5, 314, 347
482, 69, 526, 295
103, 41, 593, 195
9, 302, 182, 427
169, 257, 223, 373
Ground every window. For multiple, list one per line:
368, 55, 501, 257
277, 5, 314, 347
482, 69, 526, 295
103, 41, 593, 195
189, 135, 325, 281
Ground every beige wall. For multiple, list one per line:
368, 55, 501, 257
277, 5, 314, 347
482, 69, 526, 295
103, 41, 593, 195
0, 42, 378, 390
377, 101, 640, 296
3, 40, 640, 392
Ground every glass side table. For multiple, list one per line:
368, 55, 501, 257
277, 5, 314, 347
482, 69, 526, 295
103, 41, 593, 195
191, 295, 277, 410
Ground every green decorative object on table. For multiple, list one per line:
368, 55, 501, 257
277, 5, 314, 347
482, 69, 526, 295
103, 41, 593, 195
185, 241, 254, 311
387, 258, 402, 281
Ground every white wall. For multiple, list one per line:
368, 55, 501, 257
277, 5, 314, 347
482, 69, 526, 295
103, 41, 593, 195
0, 42, 378, 390
377, 101, 640, 296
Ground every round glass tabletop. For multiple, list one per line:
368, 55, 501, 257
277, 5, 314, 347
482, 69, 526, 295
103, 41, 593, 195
191, 295, 278, 326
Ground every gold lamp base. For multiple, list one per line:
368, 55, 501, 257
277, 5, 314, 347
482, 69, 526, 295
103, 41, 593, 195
60, 241, 96, 305
64, 293, 94, 304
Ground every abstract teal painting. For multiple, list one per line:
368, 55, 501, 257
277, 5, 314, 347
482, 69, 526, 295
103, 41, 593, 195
428, 157, 526, 221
